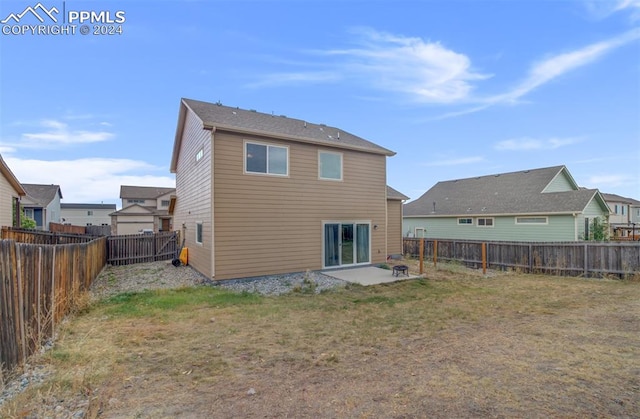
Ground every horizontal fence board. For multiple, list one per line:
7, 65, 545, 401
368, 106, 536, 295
403, 238, 640, 278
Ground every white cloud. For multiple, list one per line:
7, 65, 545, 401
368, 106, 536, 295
422, 156, 485, 167
15, 119, 114, 148
584, 0, 640, 21
490, 29, 640, 105
251, 27, 489, 103
585, 173, 638, 189
495, 137, 583, 151
6, 157, 174, 204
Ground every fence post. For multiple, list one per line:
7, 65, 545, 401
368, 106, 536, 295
50, 246, 56, 335
433, 240, 438, 267
15, 243, 26, 367
419, 238, 424, 274
482, 242, 487, 275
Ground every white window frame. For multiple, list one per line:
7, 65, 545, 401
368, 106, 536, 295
196, 148, 204, 162
195, 221, 203, 245
458, 218, 473, 225
414, 227, 426, 238
515, 216, 548, 225
477, 217, 494, 227
24, 208, 34, 219
244, 141, 289, 176
318, 151, 343, 181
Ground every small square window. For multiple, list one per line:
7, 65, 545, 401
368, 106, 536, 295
319, 151, 342, 180
458, 218, 473, 225
87, 210, 93, 216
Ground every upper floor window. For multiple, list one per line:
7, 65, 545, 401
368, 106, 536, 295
458, 218, 473, 225
245, 141, 288, 176
87, 210, 93, 216
477, 218, 494, 227
319, 151, 343, 180
127, 199, 145, 204
161, 200, 170, 207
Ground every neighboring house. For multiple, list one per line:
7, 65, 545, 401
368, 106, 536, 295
0, 154, 26, 227
170, 98, 401, 280
403, 166, 610, 242
109, 185, 175, 235
21, 184, 63, 230
602, 193, 640, 239
61, 203, 116, 227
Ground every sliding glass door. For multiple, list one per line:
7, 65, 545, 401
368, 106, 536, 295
323, 222, 370, 268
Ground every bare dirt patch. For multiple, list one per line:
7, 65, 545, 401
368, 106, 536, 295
1, 262, 639, 418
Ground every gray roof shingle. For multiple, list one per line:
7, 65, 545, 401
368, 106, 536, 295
21, 184, 62, 207
387, 185, 409, 201
404, 166, 604, 216
120, 185, 175, 200
182, 98, 395, 156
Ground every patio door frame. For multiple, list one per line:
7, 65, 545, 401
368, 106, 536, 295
322, 221, 371, 268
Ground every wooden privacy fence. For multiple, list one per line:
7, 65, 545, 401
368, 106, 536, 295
0, 237, 107, 381
107, 231, 178, 265
1, 226, 95, 245
403, 238, 640, 278
49, 222, 112, 236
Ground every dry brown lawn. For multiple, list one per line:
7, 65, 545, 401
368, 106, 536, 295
2, 262, 639, 418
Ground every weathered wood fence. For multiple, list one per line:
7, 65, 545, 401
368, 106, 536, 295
0, 236, 107, 381
403, 238, 640, 278
1, 227, 95, 245
106, 231, 178, 266
50, 222, 111, 236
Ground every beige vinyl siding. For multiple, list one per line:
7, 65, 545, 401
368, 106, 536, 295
173, 109, 213, 277
0, 174, 18, 227
386, 199, 403, 255
212, 132, 387, 280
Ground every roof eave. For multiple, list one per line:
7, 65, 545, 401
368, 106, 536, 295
204, 122, 396, 157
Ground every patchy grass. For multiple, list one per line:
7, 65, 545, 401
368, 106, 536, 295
2, 268, 639, 418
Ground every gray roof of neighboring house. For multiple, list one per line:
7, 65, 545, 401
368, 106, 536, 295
120, 185, 176, 200
61, 203, 117, 210
601, 193, 640, 205
180, 98, 395, 157
404, 165, 606, 217
21, 184, 62, 207
387, 185, 409, 201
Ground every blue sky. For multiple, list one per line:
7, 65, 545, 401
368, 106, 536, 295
1, 0, 639, 207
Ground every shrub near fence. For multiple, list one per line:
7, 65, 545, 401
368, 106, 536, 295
0, 236, 106, 381
403, 238, 640, 278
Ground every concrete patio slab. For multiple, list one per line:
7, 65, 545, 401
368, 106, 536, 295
322, 266, 421, 286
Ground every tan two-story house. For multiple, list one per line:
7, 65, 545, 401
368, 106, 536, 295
110, 186, 175, 235
170, 98, 404, 280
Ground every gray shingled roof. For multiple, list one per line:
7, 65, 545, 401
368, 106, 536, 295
387, 185, 409, 201
182, 98, 395, 156
120, 185, 175, 199
404, 166, 605, 216
601, 193, 640, 205
21, 184, 62, 207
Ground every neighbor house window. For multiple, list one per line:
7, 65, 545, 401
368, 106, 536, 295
196, 222, 203, 245
477, 218, 494, 227
24, 209, 34, 219
245, 142, 288, 176
127, 199, 145, 204
458, 218, 473, 225
516, 217, 548, 225
161, 200, 170, 207
196, 148, 204, 162
318, 151, 342, 180
87, 210, 93, 216
414, 227, 426, 238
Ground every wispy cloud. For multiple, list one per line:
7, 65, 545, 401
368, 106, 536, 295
488, 28, 640, 105
422, 156, 485, 167
584, 0, 640, 21
3, 119, 114, 149
250, 27, 490, 103
585, 173, 637, 189
495, 137, 584, 151
5, 157, 174, 204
